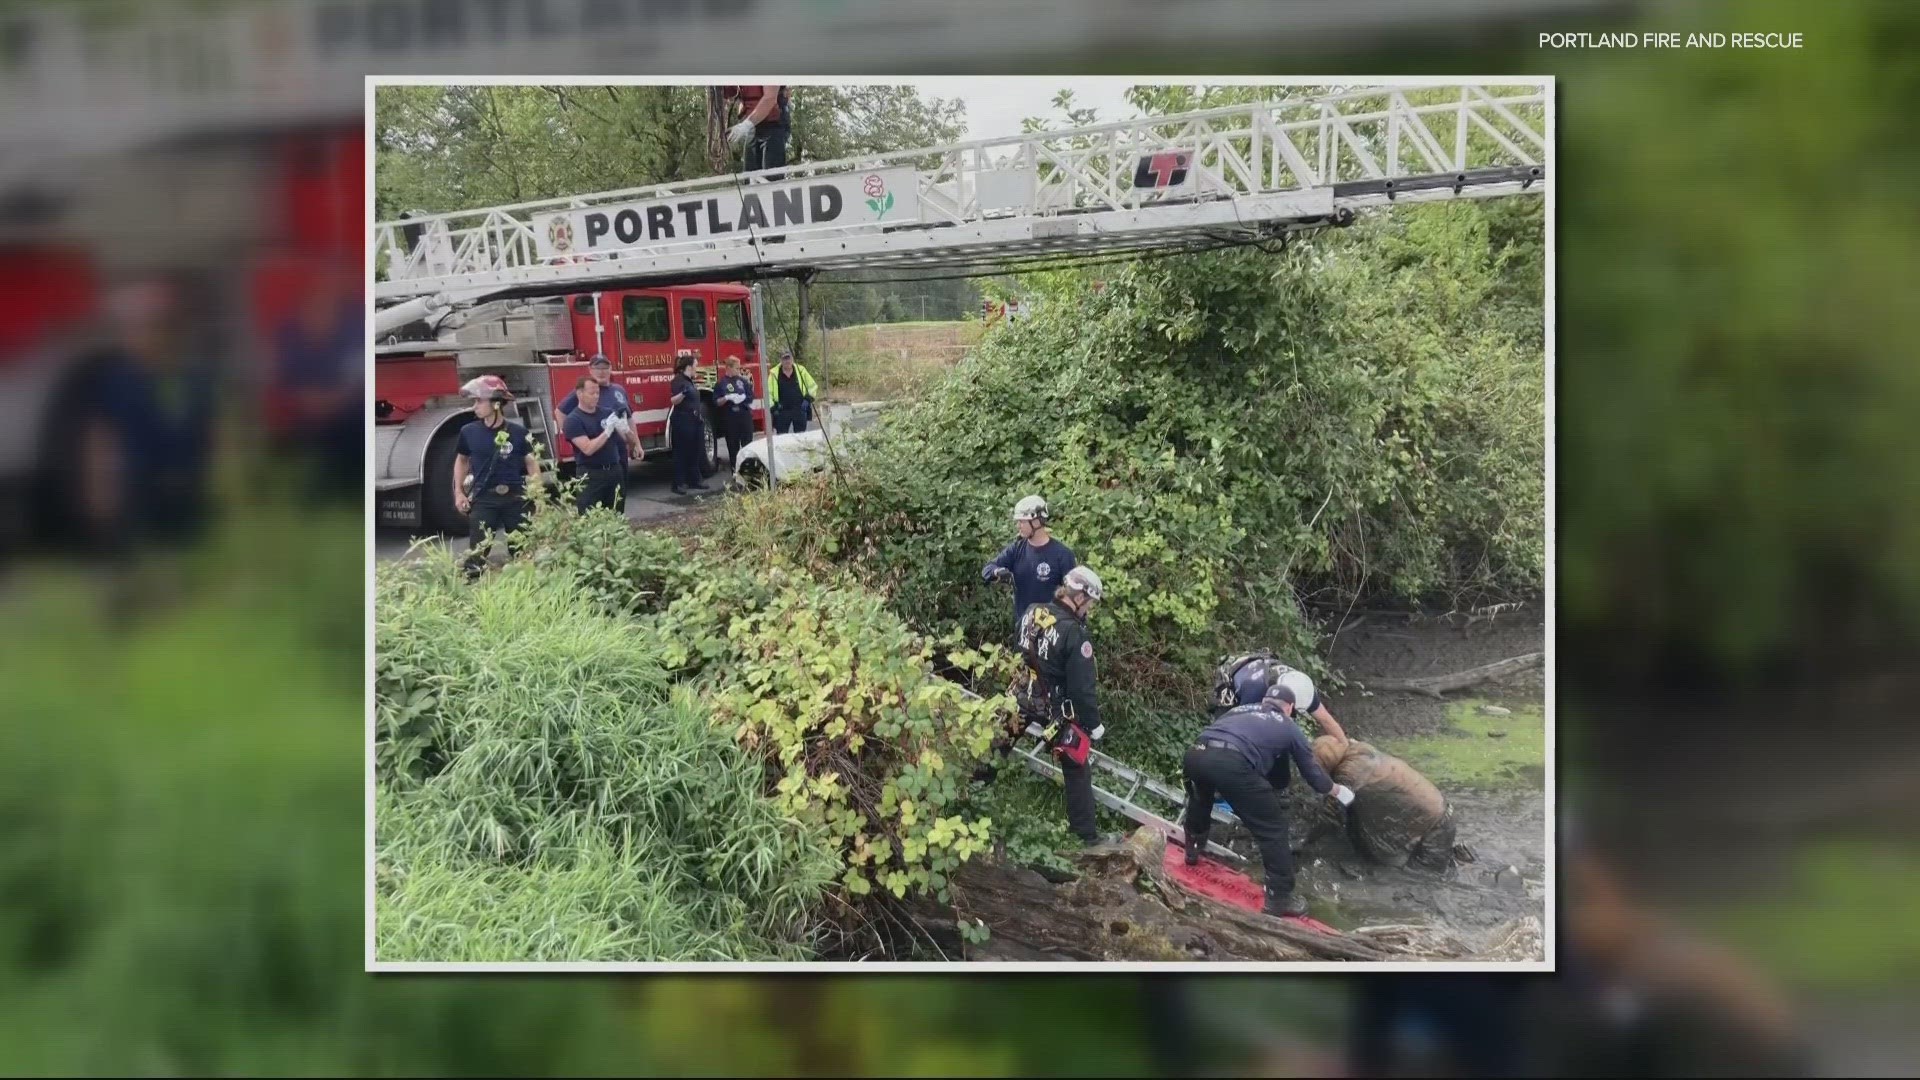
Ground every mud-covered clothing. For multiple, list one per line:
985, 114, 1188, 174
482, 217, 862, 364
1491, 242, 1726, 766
1313, 736, 1454, 869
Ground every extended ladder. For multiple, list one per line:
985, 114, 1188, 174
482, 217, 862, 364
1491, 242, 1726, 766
1013, 722, 1248, 864
374, 83, 1546, 304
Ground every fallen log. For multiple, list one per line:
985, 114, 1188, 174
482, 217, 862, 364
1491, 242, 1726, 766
912, 830, 1513, 962
1354, 652, 1543, 699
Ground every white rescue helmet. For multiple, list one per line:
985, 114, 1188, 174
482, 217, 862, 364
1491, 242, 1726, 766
1062, 565, 1104, 603
1274, 668, 1317, 713
1012, 495, 1049, 525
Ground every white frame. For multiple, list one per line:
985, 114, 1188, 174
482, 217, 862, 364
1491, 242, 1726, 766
365, 75, 1555, 975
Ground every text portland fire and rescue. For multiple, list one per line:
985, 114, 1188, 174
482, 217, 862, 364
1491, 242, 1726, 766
534, 168, 917, 258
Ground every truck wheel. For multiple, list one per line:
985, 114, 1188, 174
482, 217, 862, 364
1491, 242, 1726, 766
700, 417, 721, 478
422, 429, 469, 534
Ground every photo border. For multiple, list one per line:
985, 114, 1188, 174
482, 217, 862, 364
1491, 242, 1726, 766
364, 73, 1555, 974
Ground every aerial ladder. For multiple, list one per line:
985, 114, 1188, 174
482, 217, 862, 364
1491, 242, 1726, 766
375, 83, 1546, 302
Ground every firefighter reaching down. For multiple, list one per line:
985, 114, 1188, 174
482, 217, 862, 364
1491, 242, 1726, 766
1013, 565, 1108, 845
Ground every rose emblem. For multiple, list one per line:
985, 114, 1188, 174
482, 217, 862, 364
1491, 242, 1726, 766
863, 174, 895, 219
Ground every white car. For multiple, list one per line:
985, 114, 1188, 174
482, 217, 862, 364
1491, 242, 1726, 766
729, 403, 883, 487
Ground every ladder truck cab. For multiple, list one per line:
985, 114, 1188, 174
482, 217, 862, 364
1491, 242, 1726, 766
373, 282, 762, 531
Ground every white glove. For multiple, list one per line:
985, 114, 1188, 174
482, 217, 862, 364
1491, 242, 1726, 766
1331, 783, 1356, 807
1087, 724, 1105, 742
728, 119, 755, 147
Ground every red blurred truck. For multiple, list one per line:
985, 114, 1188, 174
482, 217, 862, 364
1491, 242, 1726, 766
373, 281, 763, 531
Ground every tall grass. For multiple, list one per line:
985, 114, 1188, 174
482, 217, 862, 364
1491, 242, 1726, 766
818, 321, 982, 402
375, 555, 839, 962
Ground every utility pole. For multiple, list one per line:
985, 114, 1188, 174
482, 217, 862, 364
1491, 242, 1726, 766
752, 282, 777, 489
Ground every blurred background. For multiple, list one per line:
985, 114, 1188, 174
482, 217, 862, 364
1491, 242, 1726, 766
3, 0, 1917, 1075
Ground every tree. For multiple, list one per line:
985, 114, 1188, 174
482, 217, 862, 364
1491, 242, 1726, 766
375, 84, 966, 218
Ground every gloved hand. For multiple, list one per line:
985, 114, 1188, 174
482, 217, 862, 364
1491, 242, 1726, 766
993, 567, 1015, 585
1331, 783, 1356, 807
728, 119, 755, 147
1087, 724, 1105, 742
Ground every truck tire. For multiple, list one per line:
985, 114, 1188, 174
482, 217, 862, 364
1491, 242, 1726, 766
422, 429, 469, 534
700, 409, 721, 478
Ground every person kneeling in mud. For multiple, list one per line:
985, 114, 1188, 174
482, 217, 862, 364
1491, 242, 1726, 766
1306, 711, 1468, 871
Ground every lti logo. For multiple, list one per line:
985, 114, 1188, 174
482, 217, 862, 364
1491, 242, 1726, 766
1133, 151, 1191, 190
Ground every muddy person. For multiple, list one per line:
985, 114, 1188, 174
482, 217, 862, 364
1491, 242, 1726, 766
1182, 657, 1355, 917
1308, 711, 1465, 871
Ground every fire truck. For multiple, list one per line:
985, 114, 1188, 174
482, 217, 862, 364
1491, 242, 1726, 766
372, 279, 762, 531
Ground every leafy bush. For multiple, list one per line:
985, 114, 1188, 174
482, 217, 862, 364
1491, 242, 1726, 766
509, 502, 692, 617
742, 201, 1543, 762
652, 561, 1020, 901
374, 556, 838, 961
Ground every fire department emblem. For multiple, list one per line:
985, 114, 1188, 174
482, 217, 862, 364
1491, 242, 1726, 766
1036, 562, 1053, 580
548, 216, 575, 253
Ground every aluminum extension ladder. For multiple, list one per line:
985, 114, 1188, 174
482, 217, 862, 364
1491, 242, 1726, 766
1012, 723, 1248, 863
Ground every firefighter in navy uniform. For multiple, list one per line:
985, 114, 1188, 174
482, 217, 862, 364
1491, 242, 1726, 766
1182, 656, 1355, 917
1012, 565, 1109, 845
451, 375, 544, 580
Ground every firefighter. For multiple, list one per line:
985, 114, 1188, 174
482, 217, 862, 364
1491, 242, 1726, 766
1211, 649, 1345, 735
768, 350, 816, 434
1182, 656, 1356, 917
554, 355, 632, 437
722, 84, 790, 178
712, 356, 755, 467
452, 375, 543, 579
560, 377, 629, 514
981, 494, 1077, 637
1013, 565, 1109, 845
667, 353, 709, 495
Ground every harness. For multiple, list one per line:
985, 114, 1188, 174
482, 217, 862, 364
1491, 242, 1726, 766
1014, 605, 1089, 763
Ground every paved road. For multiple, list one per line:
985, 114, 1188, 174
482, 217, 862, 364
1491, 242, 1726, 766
376, 402, 878, 562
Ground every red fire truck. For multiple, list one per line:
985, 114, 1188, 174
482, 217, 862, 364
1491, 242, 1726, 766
373, 282, 763, 531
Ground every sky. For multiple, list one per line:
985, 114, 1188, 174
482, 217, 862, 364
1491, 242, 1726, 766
911, 77, 1146, 142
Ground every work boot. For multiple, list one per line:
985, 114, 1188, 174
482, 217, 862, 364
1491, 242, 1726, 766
1184, 835, 1207, 866
1263, 890, 1309, 918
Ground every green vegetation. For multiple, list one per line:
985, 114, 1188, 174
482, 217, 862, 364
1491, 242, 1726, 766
740, 198, 1544, 776
1396, 700, 1547, 791
818, 320, 982, 401
1715, 842, 1920, 990
375, 554, 839, 962
375, 504, 1026, 960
